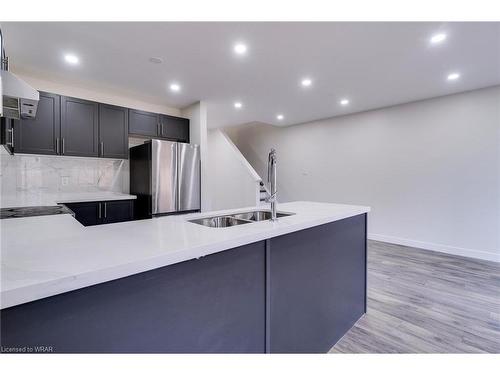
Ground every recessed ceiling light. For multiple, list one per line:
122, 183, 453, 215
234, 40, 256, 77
301, 78, 312, 87
340, 99, 350, 106
149, 57, 163, 64
234, 43, 248, 55
276, 114, 284, 120
430, 33, 447, 44
64, 54, 79, 65
447, 72, 460, 81
234, 102, 243, 109
169, 83, 181, 92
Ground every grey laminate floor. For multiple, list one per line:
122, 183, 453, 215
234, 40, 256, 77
330, 240, 500, 353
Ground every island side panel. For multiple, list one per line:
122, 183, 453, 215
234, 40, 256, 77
268, 213, 367, 353
0, 241, 266, 353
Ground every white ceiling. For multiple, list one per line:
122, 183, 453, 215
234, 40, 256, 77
2, 22, 500, 128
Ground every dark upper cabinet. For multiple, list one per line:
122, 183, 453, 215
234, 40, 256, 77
11, 90, 189, 159
65, 200, 134, 226
159, 114, 189, 143
1, 117, 15, 154
129, 109, 159, 137
61, 96, 99, 157
129, 109, 189, 143
13, 92, 60, 155
99, 104, 129, 159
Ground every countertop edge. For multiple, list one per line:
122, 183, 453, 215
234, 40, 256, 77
0, 193, 137, 209
57, 194, 137, 204
1, 203, 369, 309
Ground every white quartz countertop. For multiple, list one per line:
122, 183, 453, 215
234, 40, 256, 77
0, 191, 137, 209
0, 201, 369, 309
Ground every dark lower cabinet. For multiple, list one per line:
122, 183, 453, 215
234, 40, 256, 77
64, 201, 100, 226
98, 104, 129, 159
102, 200, 134, 224
268, 214, 367, 353
13, 92, 60, 155
0, 241, 266, 353
0, 214, 367, 353
61, 96, 99, 157
64, 200, 134, 226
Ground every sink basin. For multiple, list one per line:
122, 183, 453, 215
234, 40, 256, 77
189, 216, 252, 228
231, 210, 295, 222
189, 210, 295, 228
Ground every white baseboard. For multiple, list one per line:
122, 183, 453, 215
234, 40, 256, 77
367, 233, 500, 263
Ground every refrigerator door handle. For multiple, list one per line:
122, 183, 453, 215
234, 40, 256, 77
152, 149, 157, 215
173, 142, 179, 212
177, 143, 201, 212
151, 139, 178, 215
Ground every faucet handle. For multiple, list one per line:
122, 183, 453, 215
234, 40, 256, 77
267, 150, 272, 183
267, 166, 271, 184
267, 148, 276, 183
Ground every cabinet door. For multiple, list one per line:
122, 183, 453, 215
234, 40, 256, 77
64, 202, 100, 226
101, 200, 134, 224
160, 114, 189, 143
1, 117, 14, 154
99, 104, 129, 159
0, 240, 266, 353
129, 109, 159, 137
61, 96, 99, 157
13, 92, 60, 155
268, 215, 367, 353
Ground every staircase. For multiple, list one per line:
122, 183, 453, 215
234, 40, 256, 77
259, 180, 270, 204
208, 129, 267, 209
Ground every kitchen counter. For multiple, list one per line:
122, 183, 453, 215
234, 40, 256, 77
0, 191, 137, 209
0, 201, 369, 309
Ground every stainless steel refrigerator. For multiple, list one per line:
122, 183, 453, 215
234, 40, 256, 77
130, 139, 200, 218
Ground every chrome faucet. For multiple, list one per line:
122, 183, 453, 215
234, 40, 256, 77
266, 148, 278, 221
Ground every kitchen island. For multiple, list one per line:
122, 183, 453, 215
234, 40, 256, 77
0, 201, 369, 353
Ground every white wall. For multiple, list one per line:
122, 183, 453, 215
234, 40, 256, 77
181, 101, 210, 211
206, 129, 260, 211
226, 86, 500, 262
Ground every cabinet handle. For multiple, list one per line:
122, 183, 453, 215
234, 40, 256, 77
62, 138, 65, 155
157, 123, 161, 135
98, 203, 102, 219
6, 128, 13, 147
104, 202, 107, 218
56, 138, 60, 154
100, 141, 104, 156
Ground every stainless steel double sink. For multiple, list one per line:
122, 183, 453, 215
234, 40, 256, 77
189, 210, 295, 228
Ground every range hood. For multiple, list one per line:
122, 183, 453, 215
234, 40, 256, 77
0, 28, 39, 120
0, 69, 39, 119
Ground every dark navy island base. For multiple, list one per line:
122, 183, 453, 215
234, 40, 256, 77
0, 214, 366, 353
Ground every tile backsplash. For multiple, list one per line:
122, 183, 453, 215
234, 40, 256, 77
0, 149, 129, 195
